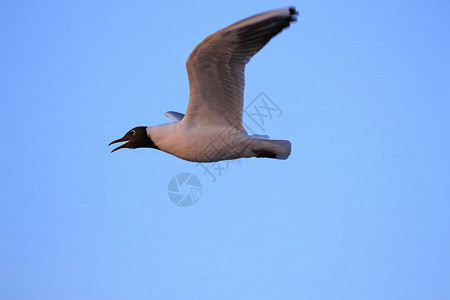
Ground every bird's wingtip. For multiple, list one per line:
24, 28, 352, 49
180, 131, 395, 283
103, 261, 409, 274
289, 7, 299, 16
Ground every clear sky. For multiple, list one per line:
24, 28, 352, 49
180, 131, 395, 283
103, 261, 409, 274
1, 1, 449, 299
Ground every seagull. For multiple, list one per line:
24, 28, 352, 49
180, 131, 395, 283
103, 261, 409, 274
109, 7, 298, 162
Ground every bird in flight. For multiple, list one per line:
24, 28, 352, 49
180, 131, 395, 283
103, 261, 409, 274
109, 7, 298, 162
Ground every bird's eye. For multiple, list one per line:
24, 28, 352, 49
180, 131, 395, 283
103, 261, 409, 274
130, 130, 135, 136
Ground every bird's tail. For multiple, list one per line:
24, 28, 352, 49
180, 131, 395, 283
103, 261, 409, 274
250, 138, 291, 160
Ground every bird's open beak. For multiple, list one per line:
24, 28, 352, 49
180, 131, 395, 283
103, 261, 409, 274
108, 137, 131, 153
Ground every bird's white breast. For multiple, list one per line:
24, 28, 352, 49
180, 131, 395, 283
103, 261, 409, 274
147, 121, 254, 162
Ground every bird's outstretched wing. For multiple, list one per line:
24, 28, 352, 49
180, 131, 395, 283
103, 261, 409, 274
183, 7, 298, 132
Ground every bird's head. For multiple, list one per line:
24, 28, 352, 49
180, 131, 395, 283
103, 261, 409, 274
109, 126, 158, 153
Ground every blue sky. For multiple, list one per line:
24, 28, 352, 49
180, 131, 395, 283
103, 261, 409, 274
1, 0, 449, 299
